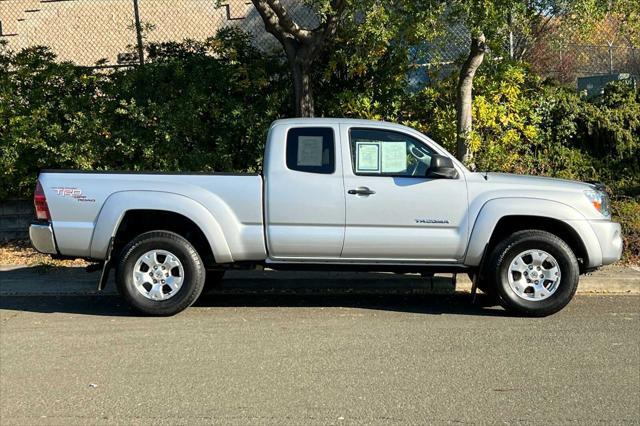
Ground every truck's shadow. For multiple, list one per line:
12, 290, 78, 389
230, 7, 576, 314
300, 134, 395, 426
0, 293, 506, 318
0, 266, 507, 317
196, 292, 506, 317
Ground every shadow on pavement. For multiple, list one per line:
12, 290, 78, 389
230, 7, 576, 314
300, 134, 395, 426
0, 293, 506, 318
196, 292, 506, 316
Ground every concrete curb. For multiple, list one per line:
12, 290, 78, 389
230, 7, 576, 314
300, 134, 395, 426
1, 264, 638, 296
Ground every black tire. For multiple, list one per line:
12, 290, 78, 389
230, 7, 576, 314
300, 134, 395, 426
487, 230, 579, 317
116, 231, 206, 316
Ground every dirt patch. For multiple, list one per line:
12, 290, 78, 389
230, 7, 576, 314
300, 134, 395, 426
0, 240, 88, 268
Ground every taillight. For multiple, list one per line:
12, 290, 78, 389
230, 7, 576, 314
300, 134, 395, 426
34, 181, 51, 221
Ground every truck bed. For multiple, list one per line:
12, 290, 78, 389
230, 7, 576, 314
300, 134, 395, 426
39, 170, 266, 261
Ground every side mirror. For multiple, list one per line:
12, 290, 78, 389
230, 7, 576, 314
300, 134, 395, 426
426, 154, 458, 179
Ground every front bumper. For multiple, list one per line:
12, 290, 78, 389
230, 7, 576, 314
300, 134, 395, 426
29, 223, 58, 255
589, 220, 623, 265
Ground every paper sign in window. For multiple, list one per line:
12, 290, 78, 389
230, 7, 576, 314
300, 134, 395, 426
297, 136, 324, 166
356, 142, 380, 172
381, 142, 407, 173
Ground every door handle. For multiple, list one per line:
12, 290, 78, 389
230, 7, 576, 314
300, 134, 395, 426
348, 187, 376, 196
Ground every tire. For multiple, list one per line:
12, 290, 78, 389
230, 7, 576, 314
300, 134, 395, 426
487, 230, 579, 317
116, 231, 206, 316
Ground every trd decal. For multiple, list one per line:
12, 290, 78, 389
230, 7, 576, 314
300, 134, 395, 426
52, 187, 95, 203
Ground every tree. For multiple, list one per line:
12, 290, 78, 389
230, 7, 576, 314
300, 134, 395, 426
312, 1, 447, 117
251, 0, 346, 117
455, 31, 487, 164
446, 0, 555, 164
447, 1, 508, 164
448, 0, 603, 164
509, 1, 581, 61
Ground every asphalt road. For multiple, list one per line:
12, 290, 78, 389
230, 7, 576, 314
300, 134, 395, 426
1, 293, 639, 425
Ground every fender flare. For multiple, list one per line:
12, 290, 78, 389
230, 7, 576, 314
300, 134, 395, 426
89, 191, 233, 263
464, 198, 602, 268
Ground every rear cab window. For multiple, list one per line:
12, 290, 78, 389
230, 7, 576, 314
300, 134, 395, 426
286, 127, 335, 174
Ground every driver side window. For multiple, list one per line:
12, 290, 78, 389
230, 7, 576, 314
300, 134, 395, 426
349, 128, 433, 177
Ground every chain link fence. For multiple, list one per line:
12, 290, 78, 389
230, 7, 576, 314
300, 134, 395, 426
0, 0, 288, 67
522, 15, 639, 83
0, 0, 637, 80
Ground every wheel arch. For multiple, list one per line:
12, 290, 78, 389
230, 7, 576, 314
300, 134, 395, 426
465, 198, 601, 271
112, 210, 216, 267
485, 216, 589, 271
90, 191, 233, 265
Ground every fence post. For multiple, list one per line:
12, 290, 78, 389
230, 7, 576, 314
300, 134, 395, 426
132, 0, 145, 65
508, 11, 514, 60
607, 41, 614, 75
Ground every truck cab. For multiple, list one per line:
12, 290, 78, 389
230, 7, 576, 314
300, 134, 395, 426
264, 119, 468, 263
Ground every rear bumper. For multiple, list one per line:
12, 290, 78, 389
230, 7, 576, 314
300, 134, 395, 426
589, 220, 623, 266
29, 223, 58, 255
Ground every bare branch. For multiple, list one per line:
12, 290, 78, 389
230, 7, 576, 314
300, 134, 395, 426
251, 0, 347, 116
251, 0, 288, 43
266, 0, 312, 41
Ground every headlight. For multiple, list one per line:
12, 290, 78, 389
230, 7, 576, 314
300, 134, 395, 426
584, 189, 611, 218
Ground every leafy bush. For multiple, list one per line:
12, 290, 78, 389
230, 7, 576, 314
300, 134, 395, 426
0, 29, 290, 200
612, 199, 640, 263
0, 45, 107, 199
318, 56, 639, 196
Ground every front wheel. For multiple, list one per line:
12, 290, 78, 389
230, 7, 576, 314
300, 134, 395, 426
487, 230, 579, 317
116, 231, 206, 316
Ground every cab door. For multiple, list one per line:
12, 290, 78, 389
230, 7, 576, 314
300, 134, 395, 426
264, 124, 346, 259
340, 125, 468, 262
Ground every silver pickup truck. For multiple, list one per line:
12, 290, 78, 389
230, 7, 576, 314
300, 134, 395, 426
30, 118, 623, 316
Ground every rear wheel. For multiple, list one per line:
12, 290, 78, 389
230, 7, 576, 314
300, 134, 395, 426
116, 231, 205, 316
487, 230, 579, 317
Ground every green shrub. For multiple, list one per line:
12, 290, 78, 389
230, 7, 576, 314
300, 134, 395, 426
0, 45, 107, 199
99, 29, 290, 173
612, 198, 640, 264
534, 81, 640, 191
0, 29, 290, 200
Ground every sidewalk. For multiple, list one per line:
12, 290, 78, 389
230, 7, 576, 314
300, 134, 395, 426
1, 264, 638, 296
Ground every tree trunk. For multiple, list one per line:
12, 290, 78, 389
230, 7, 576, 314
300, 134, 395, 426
250, 0, 345, 119
291, 60, 314, 117
456, 33, 487, 164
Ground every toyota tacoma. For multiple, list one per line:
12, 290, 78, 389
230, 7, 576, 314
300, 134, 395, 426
29, 118, 623, 316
